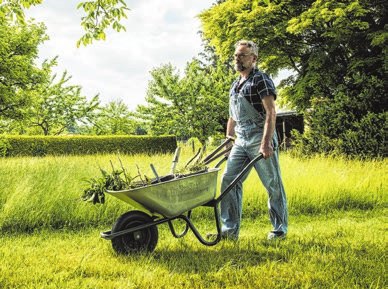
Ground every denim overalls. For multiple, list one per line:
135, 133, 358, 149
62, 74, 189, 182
220, 77, 288, 240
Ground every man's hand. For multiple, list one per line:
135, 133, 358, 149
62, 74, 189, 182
260, 143, 274, 160
224, 137, 234, 157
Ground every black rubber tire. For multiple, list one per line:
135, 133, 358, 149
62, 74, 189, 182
111, 210, 158, 255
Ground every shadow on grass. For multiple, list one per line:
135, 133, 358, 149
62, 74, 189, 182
111, 223, 386, 280
113, 237, 291, 274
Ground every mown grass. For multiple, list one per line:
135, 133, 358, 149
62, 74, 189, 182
0, 147, 386, 288
0, 211, 385, 288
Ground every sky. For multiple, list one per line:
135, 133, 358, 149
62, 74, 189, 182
25, 0, 216, 111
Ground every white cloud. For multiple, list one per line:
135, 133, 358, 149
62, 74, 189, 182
25, 0, 213, 111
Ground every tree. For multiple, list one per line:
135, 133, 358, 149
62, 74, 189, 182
136, 58, 236, 150
26, 71, 100, 135
0, 20, 49, 118
199, 0, 387, 157
0, 0, 129, 46
197, 36, 236, 133
87, 99, 139, 135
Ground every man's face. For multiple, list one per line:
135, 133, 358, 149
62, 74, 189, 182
234, 45, 255, 73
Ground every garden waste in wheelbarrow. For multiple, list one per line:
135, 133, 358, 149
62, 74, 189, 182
100, 138, 264, 255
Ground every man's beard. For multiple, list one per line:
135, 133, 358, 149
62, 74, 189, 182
235, 61, 250, 72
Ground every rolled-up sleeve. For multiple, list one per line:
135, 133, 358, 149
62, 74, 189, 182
256, 73, 277, 100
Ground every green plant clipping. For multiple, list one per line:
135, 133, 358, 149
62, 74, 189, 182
81, 160, 151, 204
81, 147, 211, 205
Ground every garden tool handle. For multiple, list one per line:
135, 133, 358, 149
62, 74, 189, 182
170, 147, 181, 174
172, 147, 181, 163
203, 146, 232, 165
202, 137, 235, 164
150, 164, 161, 183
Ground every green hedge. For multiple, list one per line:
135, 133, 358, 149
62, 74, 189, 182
2, 135, 177, 157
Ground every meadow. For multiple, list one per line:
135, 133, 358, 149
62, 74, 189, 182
0, 147, 386, 288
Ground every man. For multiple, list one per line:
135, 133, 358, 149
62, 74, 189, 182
220, 40, 288, 241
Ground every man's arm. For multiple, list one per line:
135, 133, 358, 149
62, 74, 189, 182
226, 117, 236, 139
260, 95, 277, 159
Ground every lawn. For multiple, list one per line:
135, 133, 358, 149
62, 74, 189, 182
0, 149, 386, 288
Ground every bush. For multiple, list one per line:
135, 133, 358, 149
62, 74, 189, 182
291, 75, 388, 160
4, 135, 177, 157
291, 109, 387, 159
209, 133, 225, 147
0, 136, 11, 157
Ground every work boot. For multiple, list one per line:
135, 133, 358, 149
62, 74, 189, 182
267, 231, 286, 241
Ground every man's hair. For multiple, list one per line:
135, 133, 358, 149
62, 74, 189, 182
234, 40, 258, 56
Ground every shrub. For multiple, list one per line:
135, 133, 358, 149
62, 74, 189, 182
4, 135, 177, 157
0, 136, 11, 157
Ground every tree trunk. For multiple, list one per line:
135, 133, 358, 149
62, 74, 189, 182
199, 139, 207, 154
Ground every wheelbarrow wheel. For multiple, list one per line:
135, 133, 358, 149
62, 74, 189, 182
111, 210, 158, 255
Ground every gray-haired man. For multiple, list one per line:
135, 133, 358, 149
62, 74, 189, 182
220, 40, 288, 241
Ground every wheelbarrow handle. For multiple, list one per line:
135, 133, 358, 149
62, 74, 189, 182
214, 156, 228, 168
216, 154, 264, 204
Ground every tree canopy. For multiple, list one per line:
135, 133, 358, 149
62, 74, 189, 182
199, 0, 387, 157
135, 58, 236, 149
24, 71, 100, 136
0, 20, 48, 118
87, 99, 140, 135
0, 0, 129, 46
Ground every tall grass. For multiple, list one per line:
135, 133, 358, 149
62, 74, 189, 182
0, 147, 386, 232
278, 154, 386, 214
0, 153, 172, 232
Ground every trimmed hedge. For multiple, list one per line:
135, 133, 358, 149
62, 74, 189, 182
2, 135, 177, 157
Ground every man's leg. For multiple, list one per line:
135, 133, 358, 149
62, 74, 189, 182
253, 149, 288, 237
220, 144, 251, 240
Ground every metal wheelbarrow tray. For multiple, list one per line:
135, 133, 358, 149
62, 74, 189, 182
105, 168, 221, 218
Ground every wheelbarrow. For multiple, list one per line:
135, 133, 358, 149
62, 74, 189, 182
100, 138, 264, 255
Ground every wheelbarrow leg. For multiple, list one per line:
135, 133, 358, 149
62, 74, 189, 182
168, 211, 192, 238
172, 204, 223, 246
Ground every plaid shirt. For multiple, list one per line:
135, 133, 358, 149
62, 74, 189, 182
230, 67, 277, 114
